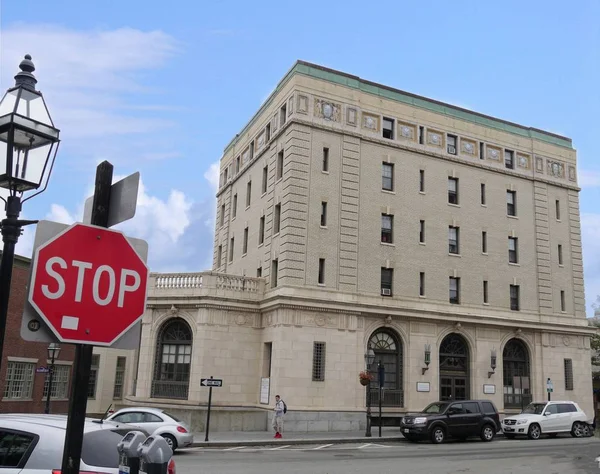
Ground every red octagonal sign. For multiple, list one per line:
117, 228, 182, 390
29, 223, 149, 346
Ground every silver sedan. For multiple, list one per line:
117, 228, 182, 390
106, 407, 194, 451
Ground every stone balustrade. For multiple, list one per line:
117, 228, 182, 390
148, 271, 265, 299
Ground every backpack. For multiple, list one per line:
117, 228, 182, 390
282, 400, 287, 414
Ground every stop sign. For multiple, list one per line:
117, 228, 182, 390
28, 223, 149, 346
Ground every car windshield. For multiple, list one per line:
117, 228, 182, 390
423, 402, 449, 414
521, 403, 546, 415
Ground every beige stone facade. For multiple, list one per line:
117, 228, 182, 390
129, 62, 594, 432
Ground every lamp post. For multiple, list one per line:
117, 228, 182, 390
44, 343, 61, 414
364, 346, 375, 437
0, 55, 60, 376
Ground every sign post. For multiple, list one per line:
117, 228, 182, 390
547, 378, 553, 401
377, 361, 385, 438
201, 377, 223, 442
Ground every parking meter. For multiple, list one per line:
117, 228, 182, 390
137, 436, 173, 474
117, 431, 147, 474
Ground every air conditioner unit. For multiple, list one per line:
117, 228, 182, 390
448, 146, 456, 155
381, 288, 391, 296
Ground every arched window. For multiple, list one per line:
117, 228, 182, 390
439, 333, 470, 401
503, 338, 530, 409
151, 318, 192, 400
367, 329, 403, 407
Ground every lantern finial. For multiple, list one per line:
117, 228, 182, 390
14, 54, 37, 92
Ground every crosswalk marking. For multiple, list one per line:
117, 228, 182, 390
269, 445, 291, 450
223, 446, 246, 451
313, 444, 334, 450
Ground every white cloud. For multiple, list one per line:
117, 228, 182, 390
203, 162, 220, 193
578, 170, 600, 188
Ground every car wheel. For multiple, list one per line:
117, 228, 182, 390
527, 423, 541, 440
504, 433, 516, 439
431, 426, 445, 444
571, 422, 586, 438
162, 434, 178, 452
480, 424, 495, 442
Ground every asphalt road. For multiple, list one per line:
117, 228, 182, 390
175, 436, 600, 474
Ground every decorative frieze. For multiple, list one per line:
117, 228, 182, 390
486, 145, 501, 161
460, 138, 477, 157
535, 156, 544, 173
517, 153, 530, 170
427, 130, 444, 148
547, 159, 565, 179
397, 121, 416, 142
361, 112, 379, 132
297, 95, 309, 114
346, 107, 357, 126
256, 131, 266, 150
314, 98, 341, 122
568, 165, 577, 182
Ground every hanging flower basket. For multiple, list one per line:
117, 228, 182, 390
359, 370, 374, 386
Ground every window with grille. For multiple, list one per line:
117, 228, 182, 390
44, 365, 71, 399
382, 163, 394, 191
88, 355, 100, 398
448, 178, 458, 204
381, 214, 393, 243
113, 357, 126, 400
507, 191, 517, 216
312, 342, 326, 381
3, 362, 34, 400
564, 359, 573, 390
449, 226, 459, 254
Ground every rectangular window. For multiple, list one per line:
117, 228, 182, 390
266, 123, 271, 142
113, 356, 126, 400
318, 258, 325, 285
3, 362, 34, 399
262, 165, 268, 194
558, 244, 563, 265
259, 216, 265, 245
229, 237, 235, 262
479, 142, 484, 160
483, 280, 489, 304
449, 226, 460, 254
246, 181, 252, 207
271, 259, 278, 287
236, 156, 240, 174
449, 277, 460, 304
419, 272, 425, 297
447, 134, 457, 155
382, 117, 394, 139
280, 103, 287, 126
507, 190, 517, 216
88, 354, 100, 398
481, 183, 486, 205
232, 194, 237, 218
274, 204, 281, 234
381, 214, 393, 243
419, 126, 424, 144
510, 284, 520, 311
220, 204, 225, 227
448, 177, 459, 204
312, 342, 326, 382
257, 267, 262, 277
420, 220, 425, 243
322, 148, 329, 172
277, 151, 284, 180
243, 227, 249, 254
556, 200, 561, 220
561, 290, 566, 312
509, 237, 518, 264
419, 170, 425, 192
44, 365, 70, 400
250, 141, 254, 160
320, 202, 327, 227
382, 163, 394, 191
564, 359, 573, 390
381, 268, 393, 296
505, 149, 514, 169
217, 245, 222, 267
482, 231, 488, 253
223, 167, 228, 184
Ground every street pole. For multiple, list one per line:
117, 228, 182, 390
44, 351, 56, 414
205, 376, 213, 442
365, 383, 372, 437
378, 361, 384, 438
61, 161, 113, 474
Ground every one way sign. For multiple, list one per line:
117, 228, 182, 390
201, 378, 223, 387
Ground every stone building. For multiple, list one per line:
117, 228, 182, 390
130, 61, 594, 432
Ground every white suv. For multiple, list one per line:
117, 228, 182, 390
502, 401, 591, 440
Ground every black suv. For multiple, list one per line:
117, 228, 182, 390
400, 400, 501, 444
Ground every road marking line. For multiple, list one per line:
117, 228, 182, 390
269, 445, 291, 450
223, 446, 246, 451
357, 443, 372, 449
313, 444, 334, 450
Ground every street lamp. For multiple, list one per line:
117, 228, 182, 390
364, 346, 375, 437
0, 55, 60, 376
45, 343, 61, 414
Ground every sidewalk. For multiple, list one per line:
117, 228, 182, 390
189, 426, 403, 448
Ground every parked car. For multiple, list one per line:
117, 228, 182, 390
0, 414, 176, 474
105, 407, 193, 451
400, 399, 501, 444
501, 400, 591, 440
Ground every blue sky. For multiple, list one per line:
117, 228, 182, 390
1, 0, 599, 314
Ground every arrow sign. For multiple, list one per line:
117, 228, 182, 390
201, 378, 223, 387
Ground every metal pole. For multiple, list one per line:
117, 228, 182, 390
205, 376, 213, 442
365, 383, 371, 437
61, 161, 113, 474
44, 352, 56, 414
378, 361, 383, 438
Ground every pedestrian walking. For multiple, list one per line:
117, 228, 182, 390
272, 394, 285, 438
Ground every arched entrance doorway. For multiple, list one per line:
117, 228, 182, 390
439, 333, 469, 401
502, 338, 531, 409
367, 329, 403, 406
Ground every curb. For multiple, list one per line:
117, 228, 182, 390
188, 436, 406, 448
